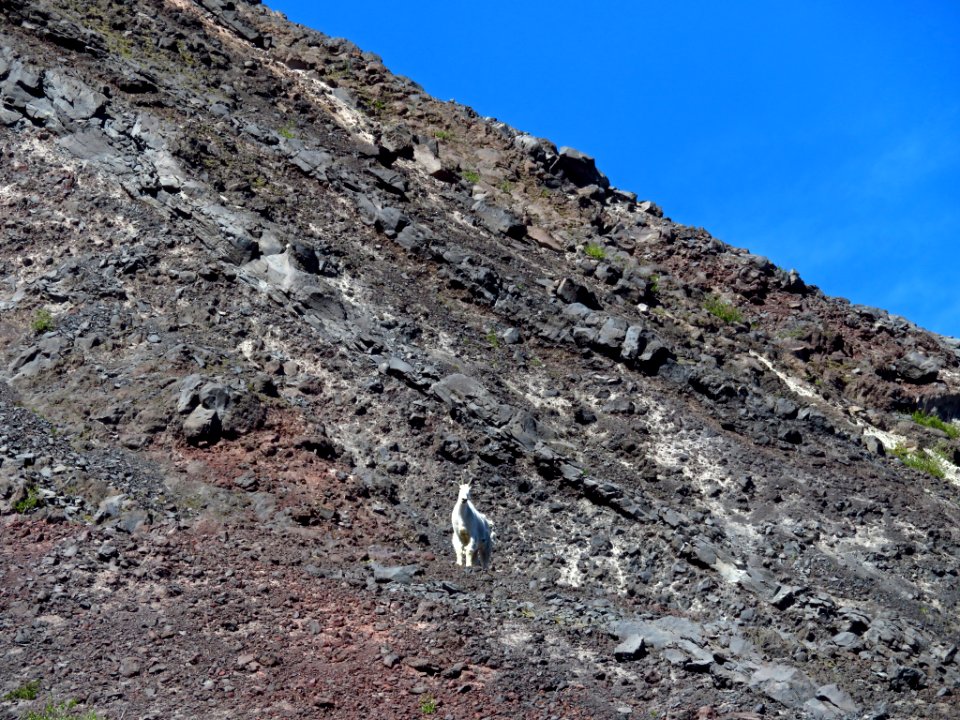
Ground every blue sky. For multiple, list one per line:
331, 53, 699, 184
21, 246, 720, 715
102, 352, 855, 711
266, 1, 960, 337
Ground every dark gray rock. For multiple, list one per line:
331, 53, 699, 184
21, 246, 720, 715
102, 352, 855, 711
773, 397, 799, 419
290, 148, 333, 178
371, 563, 421, 584
183, 406, 220, 445
550, 147, 610, 189
864, 435, 885, 456
556, 278, 601, 309
472, 199, 525, 240
97, 541, 119, 561
367, 166, 408, 195
621, 325, 646, 360
749, 663, 817, 709
814, 684, 859, 715
42, 70, 106, 122
595, 316, 627, 351
888, 664, 926, 691
892, 351, 941, 384
404, 657, 440, 674
613, 634, 645, 662
438, 435, 472, 463
830, 631, 863, 651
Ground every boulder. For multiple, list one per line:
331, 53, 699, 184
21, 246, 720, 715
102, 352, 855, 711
550, 146, 610, 189
613, 635, 646, 662
183, 406, 220, 445
893, 351, 941, 384
42, 70, 106, 122
556, 278, 601, 309
472, 199, 526, 240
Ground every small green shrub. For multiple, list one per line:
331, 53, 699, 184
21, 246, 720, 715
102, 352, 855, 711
370, 99, 387, 115
420, 695, 437, 715
497, 180, 513, 194
3, 680, 39, 701
278, 124, 296, 140
485, 330, 500, 349
462, 169, 480, 184
433, 130, 451, 140
13, 485, 42, 514
704, 295, 743, 324
649, 274, 660, 295
891, 445, 945, 479
31, 309, 54, 334
583, 242, 606, 260
910, 410, 959, 439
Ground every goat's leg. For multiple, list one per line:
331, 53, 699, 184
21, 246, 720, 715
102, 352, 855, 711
479, 541, 490, 570
452, 533, 464, 566
464, 538, 475, 567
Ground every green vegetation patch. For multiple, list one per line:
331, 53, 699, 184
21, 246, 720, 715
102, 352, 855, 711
31, 309, 54, 334
3, 680, 40, 701
433, 130, 451, 141
910, 410, 959, 439
891, 445, 945, 479
703, 295, 743, 324
23, 700, 102, 720
14, 485, 42, 514
278, 123, 296, 140
485, 330, 500, 349
583, 242, 606, 260
420, 695, 438, 715
461, 169, 481, 184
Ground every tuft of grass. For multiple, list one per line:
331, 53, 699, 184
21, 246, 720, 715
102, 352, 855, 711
703, 295, 743, 324
31, 309, 54, 334
932, 441, 958, 467
23, 700, 102, 720
649, 274, 660, 295
14, 485, 42, 514
485, 330, 500, 349
497, 180, 514, 194
461, 169, 480, 184
420, 695, 438, 715
433, 130, 451, 141
370, 99, 387, 115
278, 123, 296, 140
3, 680, 40, 701
583, 242, 606, 260
891, 445, 945, 479
910, 410, 959, 439
175, 40, 195, 68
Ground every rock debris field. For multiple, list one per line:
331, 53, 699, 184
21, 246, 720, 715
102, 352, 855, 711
2, 1, 960, 718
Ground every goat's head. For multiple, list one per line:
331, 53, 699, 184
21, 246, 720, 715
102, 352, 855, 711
457, 483, 472, 502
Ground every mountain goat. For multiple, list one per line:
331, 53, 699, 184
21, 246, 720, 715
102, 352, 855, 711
451, 483, 493, 570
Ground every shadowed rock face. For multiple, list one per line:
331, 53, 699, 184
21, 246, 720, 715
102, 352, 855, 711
1, 2, 960, 719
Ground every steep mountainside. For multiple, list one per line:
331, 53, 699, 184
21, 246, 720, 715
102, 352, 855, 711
2, 2, 960, 719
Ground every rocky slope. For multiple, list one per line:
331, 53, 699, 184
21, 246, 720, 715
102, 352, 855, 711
2, 2, 960, 719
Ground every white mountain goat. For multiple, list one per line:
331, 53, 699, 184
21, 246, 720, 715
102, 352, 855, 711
451, 483, 493, 570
